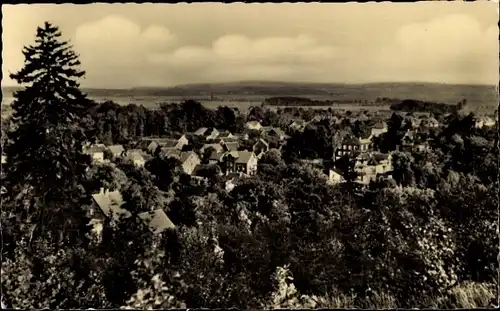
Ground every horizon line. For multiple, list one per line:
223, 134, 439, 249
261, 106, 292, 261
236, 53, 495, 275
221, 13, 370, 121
2, 80, 498, 90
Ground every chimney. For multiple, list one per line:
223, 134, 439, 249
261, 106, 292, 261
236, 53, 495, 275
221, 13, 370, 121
99, 187, 105, 194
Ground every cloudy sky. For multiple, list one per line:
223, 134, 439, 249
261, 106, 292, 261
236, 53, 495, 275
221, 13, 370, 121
2, 2, 498, 88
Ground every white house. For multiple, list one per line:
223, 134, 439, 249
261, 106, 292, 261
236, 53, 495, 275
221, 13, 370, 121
245, 121, 263, 131
328, 169, 345, 185
84, 145, 106, 163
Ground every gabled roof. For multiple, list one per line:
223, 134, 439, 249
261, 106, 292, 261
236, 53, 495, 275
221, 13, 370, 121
138, 209, 175, 234
194, 127, 208, 136
224, 142, 240, 151
372, 121, 387, 129
203, 143, 225, 153
127, 150, 146, 162
246, 121, 262, 127
263, 127, 285, 137
235, 151, 256, 164
290, 119, 307, 127
161, 147, 181, 159
254, 138, 269, 148
329, 168, 345, 177
159, 139, 179, 148
92, 190, 130, 220
136, 139, 153, 150
108, 145, 125, 154
85, 145, 106, 153
209, 151, 226, 162
218, 130, 233, 138
180, 151, 198, 163
171, 133, 187, 140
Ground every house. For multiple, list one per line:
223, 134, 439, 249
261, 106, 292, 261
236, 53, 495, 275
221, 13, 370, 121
138, 209, 175, 234
90, 188, 131, 221
171, 134, 190, 148
355, 171, 377, 185
353, 152, 392, 181
222, 141, 240, 152
253, 138, 270, 158
206, 128, 221, 140
371, 121, 388, 137
289, 119, 308, 131
191, 165, 211, 186
1, 154, 7, 165
356, 113, 370, 122
208, 151, 227, 165
370, 152, 393, 174
193, 127, 209, 136
234, 151, 258, 176
161, 147, 182, 159
147, 138, 184, 154
405, 116, 421, 129
179, 151, 201, 175
201, 143, 225, 155
262, 127, 286, 141
84, 145, 106, 163
328, 168, 345, 185
219, 136, 239, 144
217, 130, 234, 140
136, 138, 154, 151
107, 145, 125, 158
475, 116, 496, 128
335, 135, 371, 160
245, 121, 263, 131
126, 149, 147, 167
420, 117, 440, 128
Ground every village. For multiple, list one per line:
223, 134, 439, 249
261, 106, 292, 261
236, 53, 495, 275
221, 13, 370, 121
78, 108, 497, 233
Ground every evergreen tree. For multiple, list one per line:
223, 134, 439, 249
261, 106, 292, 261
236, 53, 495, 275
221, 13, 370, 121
4, 21, 92, 201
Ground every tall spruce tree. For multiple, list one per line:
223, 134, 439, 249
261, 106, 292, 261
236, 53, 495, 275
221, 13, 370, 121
1, 22, 99, 309
4, 22, 92, 200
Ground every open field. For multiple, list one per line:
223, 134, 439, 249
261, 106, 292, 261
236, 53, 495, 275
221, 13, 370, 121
2, 82, 498, 114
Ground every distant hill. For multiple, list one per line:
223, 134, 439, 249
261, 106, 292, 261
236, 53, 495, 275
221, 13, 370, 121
2, 81, 498, 112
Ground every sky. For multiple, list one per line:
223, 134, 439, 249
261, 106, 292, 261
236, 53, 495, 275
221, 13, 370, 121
2, 2, 499, 89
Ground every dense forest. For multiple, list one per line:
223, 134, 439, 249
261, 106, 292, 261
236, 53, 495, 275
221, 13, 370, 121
389, 98, 467, 114
1, 22, 498, 309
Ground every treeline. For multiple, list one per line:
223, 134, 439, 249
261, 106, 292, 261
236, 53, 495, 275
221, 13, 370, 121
82, 100, 247, 145
263, 96, 374, 107
389, 98, 467, 114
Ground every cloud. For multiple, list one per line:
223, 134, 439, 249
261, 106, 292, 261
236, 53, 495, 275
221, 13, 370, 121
72, 15, 177, 86
3, 7, 498, 88
369, 14, 498, 84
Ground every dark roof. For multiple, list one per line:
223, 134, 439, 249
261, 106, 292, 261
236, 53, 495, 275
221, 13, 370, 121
209, 151, 226, 161
372, 152, 389, 162
343, 136, 361, 146
264, 127, 285, 137
161, 148, 181, 159
203, 143, 224, 153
